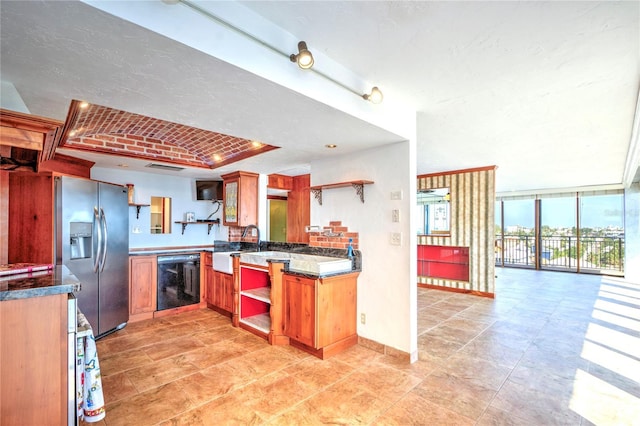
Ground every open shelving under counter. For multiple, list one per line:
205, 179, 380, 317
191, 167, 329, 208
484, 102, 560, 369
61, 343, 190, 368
309, 180, 374, 205
238, 264, 272, 337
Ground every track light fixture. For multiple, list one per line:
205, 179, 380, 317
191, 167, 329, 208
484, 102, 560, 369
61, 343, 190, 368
363, 87, 383, 104
289, 41, 314, 69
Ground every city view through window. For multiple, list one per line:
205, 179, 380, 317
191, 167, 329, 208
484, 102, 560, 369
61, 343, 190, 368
495, 193, 625, 275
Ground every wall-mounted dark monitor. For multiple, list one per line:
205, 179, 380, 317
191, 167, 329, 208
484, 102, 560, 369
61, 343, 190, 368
195, 180, 223, 201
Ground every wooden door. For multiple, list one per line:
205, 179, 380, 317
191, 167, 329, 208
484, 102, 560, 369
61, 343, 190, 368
283, 275, 316, 347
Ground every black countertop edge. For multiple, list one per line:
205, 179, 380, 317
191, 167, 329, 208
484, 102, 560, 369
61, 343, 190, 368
128, 242, 362, 270
0, 265, 81, 301
231, 255, 362, 279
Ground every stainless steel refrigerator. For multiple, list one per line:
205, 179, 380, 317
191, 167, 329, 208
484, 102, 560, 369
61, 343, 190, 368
55, 176, 129, 337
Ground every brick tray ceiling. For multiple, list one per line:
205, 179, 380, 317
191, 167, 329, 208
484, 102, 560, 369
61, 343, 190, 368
59, 100, 278, 170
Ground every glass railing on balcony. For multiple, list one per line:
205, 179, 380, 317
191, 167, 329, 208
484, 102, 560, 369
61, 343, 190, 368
495, 234, 624, 275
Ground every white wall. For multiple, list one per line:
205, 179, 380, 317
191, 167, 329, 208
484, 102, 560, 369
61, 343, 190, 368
91, 167, 228, 249
625, 183, 640, 283
310, 140, 417, 357
1, 81, 30, 113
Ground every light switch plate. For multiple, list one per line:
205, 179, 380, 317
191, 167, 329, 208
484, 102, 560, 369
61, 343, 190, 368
390, 232, 402, 245
392, 209, 400, 222
390, 190, 402, 200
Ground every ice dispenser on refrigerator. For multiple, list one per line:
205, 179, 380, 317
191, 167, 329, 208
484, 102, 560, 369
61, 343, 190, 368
69, 222, 92, 260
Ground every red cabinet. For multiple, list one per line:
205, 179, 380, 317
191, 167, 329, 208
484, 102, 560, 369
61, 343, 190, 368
417, 245, 469, 281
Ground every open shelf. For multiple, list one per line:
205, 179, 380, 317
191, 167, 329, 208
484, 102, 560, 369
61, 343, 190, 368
309, 180, 374, 205
241, 287, 271, 303
174, 219, 220, 235
240, 313, 271, 334
129, 203, 150, 219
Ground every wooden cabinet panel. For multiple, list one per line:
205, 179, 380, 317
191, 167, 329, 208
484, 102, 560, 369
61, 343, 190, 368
283, 272, 359, 357
220, 271, 234, 312
8, 172, 55, 264
283, 275, 316, 347
287, 174, 310, 243
1, 293, 67, 425
129, 255, 157, 319
316, 274, 358, 348
221, 171, 259, 227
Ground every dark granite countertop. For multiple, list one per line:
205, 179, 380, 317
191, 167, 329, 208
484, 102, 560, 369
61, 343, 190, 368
0, 265, 81, 301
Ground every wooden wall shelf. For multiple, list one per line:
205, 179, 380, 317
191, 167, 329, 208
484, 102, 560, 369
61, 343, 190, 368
174, 219, 220, 235
309, 180, 374, 205
129, 203, 150, 219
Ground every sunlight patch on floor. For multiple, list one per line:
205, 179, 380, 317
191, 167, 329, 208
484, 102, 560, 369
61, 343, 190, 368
580, 340, 640, 383
569, 369, 640, 425
591, 309, 640, 332
593, 299, 640, 320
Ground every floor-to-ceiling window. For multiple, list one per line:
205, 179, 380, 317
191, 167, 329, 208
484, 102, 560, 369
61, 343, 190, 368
578, 192, 625, 274
540, 195, 578, 272
500, 198, 535, 268
496, 191, 624, 275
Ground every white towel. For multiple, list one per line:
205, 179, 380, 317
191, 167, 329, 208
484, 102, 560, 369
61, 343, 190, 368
76, 310, 106, 423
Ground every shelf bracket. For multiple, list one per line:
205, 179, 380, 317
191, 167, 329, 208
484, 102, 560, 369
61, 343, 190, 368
135, 205, 142, 219
352, 183, 366, 203
180, 223, 188, 235
207, 222, 218, 235
311, 188, 323, 206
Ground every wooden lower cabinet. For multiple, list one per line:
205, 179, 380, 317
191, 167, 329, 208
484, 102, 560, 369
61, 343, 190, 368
205, 263, 233, 316
1, 293, 68, 425
218, 271, 234, 312
282, 272, 359, 359
129, 255, 157, 322
212, 270, 233, 314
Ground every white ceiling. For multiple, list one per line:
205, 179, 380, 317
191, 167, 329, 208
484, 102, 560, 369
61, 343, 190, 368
1, 0, 638, 194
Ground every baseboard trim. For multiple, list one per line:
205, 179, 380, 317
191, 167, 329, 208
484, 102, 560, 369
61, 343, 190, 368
358, 336, 414, 364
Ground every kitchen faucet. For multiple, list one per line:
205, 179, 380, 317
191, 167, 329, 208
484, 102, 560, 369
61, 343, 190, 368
242, 225, 261, 251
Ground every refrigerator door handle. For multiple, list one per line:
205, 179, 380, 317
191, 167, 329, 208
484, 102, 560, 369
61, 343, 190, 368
99, 207, 108, 272
93, 206, 102, 273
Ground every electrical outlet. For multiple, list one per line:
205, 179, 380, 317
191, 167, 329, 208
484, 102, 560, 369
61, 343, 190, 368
390, 190, 402, 200
392, 209, 400, 222
360, 313, 366, 324
390, 232, 402, 246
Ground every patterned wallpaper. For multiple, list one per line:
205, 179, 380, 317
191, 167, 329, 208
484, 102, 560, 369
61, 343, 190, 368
417, 166, 496, 296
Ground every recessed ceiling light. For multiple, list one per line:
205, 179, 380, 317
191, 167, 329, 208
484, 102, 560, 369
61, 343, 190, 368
69, 130, 77, 137
325, 144, 337, 149
251, 141, 262, 148
79, 101, 89, 109
213, 154, 222, 162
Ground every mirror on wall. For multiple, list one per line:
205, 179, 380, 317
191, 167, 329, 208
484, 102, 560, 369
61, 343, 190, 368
417, 188, 450, 235
150, 196, 172, 234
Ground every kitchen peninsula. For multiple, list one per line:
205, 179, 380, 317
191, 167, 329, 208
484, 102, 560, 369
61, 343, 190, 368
0, 265, 80, 425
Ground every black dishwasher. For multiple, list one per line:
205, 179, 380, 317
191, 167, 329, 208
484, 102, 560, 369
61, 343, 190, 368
157, 253, 200, 311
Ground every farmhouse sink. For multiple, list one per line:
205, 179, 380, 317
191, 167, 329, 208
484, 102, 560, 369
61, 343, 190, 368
212, 252, 237, 274
239, 251, 352, 275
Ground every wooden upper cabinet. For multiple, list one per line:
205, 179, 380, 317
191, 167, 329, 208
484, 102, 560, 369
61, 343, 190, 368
0, 109, 64, 172
221, 171, 259, 227
268, 174, 293, 191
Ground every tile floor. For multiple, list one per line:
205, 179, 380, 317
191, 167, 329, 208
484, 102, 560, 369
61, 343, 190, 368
88, 267, 640, 425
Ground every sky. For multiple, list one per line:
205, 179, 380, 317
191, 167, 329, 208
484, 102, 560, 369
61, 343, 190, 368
498, 194, 624, 229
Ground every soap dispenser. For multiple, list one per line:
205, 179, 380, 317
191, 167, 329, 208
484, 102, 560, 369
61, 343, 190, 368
347, 238, 354, 258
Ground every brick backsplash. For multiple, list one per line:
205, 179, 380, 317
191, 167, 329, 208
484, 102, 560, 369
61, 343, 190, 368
309, 221, 359, 249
